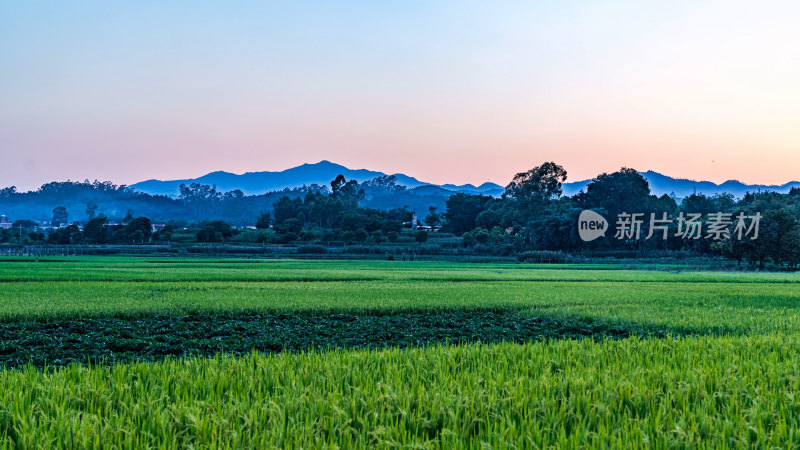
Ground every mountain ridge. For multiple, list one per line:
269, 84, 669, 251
562, 170, 800, 198
130, 160, 505, 197
130, 161, 800, 200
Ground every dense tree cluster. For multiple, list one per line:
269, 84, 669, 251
266, 176, 413, 245
0, 175, 426, 228
443, 163, 800, 268
0, 179, 329, 226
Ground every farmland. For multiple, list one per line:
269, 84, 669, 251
1, 257, 800, 447
2, 259, 800, 328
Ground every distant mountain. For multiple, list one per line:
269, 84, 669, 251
440, 182, 505, 197
3, 162, 798, 226
562, 170, 800, 199
130, 160, 504, 197
130, 161, 799, 203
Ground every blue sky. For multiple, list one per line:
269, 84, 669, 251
2, 1, 799, 191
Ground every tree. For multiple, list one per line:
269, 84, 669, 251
462, 231, 477, 247
255, 211, 271, 229
473, 228, 490, 244
51, 206, 69, 227
331, 175, 365, 207
179, 183, 222, 217
361, 175, 406, 200
131, 230, 145, 243
196, 221, 235, 243
257, 230, 270, 244
85, 201, 98, 220
124, 217, 152, 243
272, 196, 303, 224
680, 194, 716, 215
765, 208, 800, 267
575, 168, 652, 221
341, 231, 355, 244
123, 209, 135, 224
652, 194, 679, 215
84, 215, 109, 244
0, 186, 16, 197
381, 208, 412, 233
506, 162, 567, 199
425, 206, 441, 229
48, 225, 81, 245
308, 196, 343, 228
354, 228, 369, 243
780, 227, 800, 270
712, 193, 736, 212
444, 194, 495, 234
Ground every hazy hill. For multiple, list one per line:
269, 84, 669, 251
562, 170, 800, 199
130, 160, 798, 202
130, 161, 504, 197
3, 162, 798, 226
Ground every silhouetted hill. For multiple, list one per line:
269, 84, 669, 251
3, 162, 798, 227
562, 170, 800, 199
130, 161, 503, 197
131, 161, 798, 201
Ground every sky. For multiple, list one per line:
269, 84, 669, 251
2, 1, 799, 192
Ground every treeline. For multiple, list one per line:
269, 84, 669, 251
0, 175, 425, 246
0, 180, 332, 226
264, 174, 425, 245
443, 163, 800, 268
0, 175, 425, 227
3, 163, 800, 269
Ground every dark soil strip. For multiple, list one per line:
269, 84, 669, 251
0, 312, 672, 369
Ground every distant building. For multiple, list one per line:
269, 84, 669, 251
151, 223, 166, 233
0, 215, 11, 230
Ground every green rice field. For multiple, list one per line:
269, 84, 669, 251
1, 257, 799, 447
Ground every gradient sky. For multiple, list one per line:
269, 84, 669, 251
2, 1, 799, 191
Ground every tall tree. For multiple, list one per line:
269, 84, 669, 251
85, 201, 98, 220
123, 209, 135, 224
425, 206, 441, 228
444, 194, 495, 234
51, 206, 69, 226
272, 196, 303, 224
504, 162, 568, 204
575, 168, 652, 219
331, 175, 364, 207
83, 215, 108, 244
255, 211, 271, 229
124, 217, 152, 243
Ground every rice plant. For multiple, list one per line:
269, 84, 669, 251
1, 336, 799, 448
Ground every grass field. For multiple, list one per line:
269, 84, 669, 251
2, 258, 800, 333
1, 257, 799, 447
